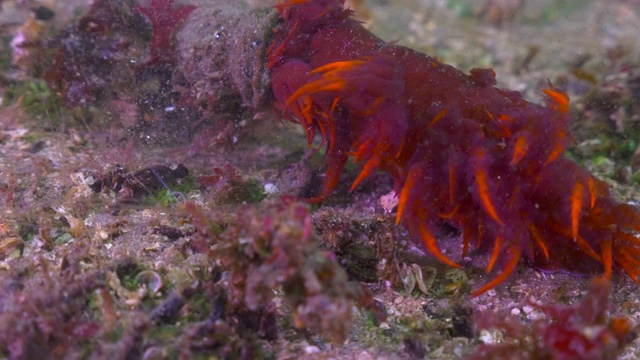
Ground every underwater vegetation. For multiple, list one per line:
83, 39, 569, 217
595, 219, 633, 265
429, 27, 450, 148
472, 276, 636, 359
186, 198, 378, 342
3, 0, 640, 357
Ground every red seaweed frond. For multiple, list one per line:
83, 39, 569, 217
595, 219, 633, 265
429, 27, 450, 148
135, 0, 195, 65
472, 277, 637, 359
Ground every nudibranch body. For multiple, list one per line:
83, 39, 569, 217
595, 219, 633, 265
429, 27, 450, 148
268, 0, 640, 295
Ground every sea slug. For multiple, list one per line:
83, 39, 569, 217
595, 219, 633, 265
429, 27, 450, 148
267, 0, 640, 295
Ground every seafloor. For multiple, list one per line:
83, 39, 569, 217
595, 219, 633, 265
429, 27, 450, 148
2, 0, 640, 358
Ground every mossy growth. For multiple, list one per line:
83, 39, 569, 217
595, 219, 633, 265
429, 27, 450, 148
0, 35, 12, 71
197, 165, 267, 204
445, 0, 476, 18
631, 171, 640, 186
534, 0, 591, 24
147, 176, 197, 207
3, 78, 64, 121
116, 258, 145, 290
226, 177, 266, 204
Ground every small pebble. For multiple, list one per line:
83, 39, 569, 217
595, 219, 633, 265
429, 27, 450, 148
264, 183, 279, 194
304, 346, 320, 354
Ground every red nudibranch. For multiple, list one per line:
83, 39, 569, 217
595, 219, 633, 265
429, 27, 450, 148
267, 0, 640, 296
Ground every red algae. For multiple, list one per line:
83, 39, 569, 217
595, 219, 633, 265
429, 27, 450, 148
135, 0, 195, 65
472, 277, 636, 359
267, 0, 640, 295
